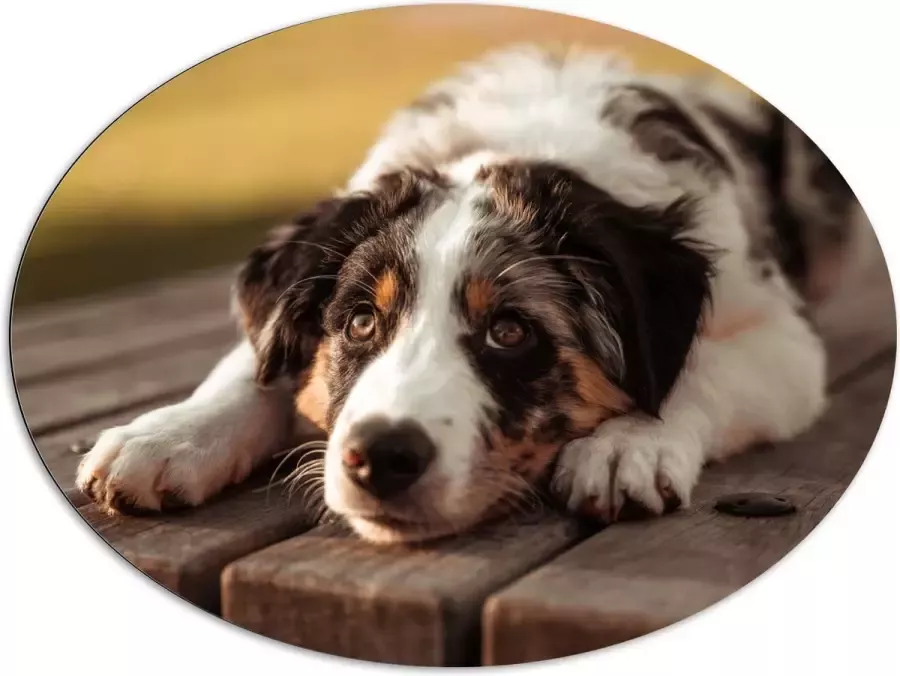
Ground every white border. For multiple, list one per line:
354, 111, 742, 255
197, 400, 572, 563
3, 1, 899, 674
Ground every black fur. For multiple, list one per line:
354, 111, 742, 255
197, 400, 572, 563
238, 160, 713, 446
603, 84, 730, 175
701, 100, 857, 294
480, 162, 715, 416
234, 172, 434, 386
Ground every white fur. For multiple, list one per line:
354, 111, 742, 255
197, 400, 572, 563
348, 45, 831, 521
547, 150, 825, 515
549, 177, 827, 514
75, 341, 294, 510
552, 312, 827, 516
325, 189, 495, 520
76, 45, 837, 535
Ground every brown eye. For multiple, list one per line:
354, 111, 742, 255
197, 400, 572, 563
486, 313, 529, 350
347, 307, 377, 342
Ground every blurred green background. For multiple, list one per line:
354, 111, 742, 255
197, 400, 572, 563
15, 5, 741, 309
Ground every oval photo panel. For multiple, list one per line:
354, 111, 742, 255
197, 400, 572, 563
11, 4, 894, 667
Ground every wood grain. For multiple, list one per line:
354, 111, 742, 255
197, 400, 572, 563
11, 240, 894, 667
13, 267, 239, 501
221, 515, 589, 666
482, 359, 894, 665
12, 266, 233, 341
13, 310, 233, 386
12, 266, 235, 387
77, 470, 320, 613
813, 255, 895, 387
16, 332, 239, 436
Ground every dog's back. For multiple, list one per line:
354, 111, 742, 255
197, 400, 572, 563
349, 44, 871, 306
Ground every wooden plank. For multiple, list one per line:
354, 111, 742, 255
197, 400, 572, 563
482, 358, 893, 665
221, 515, 588, 666
12, 310, 232, 386
15, 331, 238, 436
14, 243, 892, 669
11, 267, 236, 386
813, 256, 895, 386
77, 469, 320, 614
11, 265, 234, 340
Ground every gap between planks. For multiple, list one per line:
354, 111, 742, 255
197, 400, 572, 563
76, 471, 321, 614
18, 331, 239, 436
218, 268, 893, 666
11, 265, 235, 341
221, 516, 589, 666
14, 259, 894, 666
481, 357, 894, 665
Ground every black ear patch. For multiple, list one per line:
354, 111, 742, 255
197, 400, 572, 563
234, 198, 368, 385
602, 84, 730, 177
487, 162, 715, 415
234, 170, 439, 385
588, 198, 716, 415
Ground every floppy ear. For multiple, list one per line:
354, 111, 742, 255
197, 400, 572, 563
233, 197, 373, 385
557, 180, 716, 416
235, 170, 439, 384
482, 161, 715, 415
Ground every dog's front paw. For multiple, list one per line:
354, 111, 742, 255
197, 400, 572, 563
551, 416, 704, 523
75, 404, 255, 515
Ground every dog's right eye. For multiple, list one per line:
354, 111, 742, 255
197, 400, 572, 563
485, 310, 534, 353
347, 306, 377, 342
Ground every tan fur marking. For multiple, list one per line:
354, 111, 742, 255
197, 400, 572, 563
295, 341, 332, 432
563, 350, 631, 432
374, 269, 399, 313
486, 432, 559, 483
702, 312, 765, 342
465, 278, 495, 322
509, 442, 559, 481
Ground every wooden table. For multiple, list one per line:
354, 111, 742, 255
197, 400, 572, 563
12, 259, 895, 666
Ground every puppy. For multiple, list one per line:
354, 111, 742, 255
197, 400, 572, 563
76, 46, 870, 543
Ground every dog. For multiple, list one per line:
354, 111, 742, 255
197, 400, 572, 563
75, 45, 871, 543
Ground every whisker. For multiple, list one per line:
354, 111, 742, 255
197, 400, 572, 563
273, 274, 340, 307
275, 274, 378, 309
284, 461, 326, 489
478, 468, 546, 518
495, 254, 610, 282
265, 441, 326, 488
272, 439, 328, 458
279, 239, 349, 261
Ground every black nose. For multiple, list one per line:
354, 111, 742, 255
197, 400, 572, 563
342, 417, 436, 499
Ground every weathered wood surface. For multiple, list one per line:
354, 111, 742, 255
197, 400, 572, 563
813, 258, 896, 387
221, 516, 587, 666
218, 270, 895, 665
77, 477, 318, 613
482, 258, 896, 665
16, 268, 237, 502
12, 254, 894, 666
15, 266, 321, 615
12, 266, 234, 343
482, 360, 893, 664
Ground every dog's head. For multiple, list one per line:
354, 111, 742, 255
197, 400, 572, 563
235, 161, 713, 543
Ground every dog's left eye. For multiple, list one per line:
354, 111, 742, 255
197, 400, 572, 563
486, 312, 530, 350
347, 306, 377, 342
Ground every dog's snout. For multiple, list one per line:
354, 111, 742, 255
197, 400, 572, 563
342, 418, 436, 499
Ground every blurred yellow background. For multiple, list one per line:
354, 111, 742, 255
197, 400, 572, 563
16, 4, 740, 308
